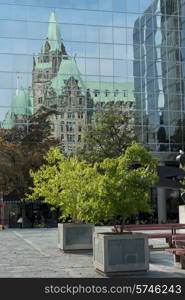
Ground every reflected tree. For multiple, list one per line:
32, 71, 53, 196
77, 109, 136, 163
0, 107, 59, 199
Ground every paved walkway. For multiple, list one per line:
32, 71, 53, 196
0, 227, 185, 278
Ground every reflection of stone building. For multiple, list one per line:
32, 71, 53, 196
43, 58, 94, 153
160, 0, 184, 148
133, 0, 185, 224
31, 12, 94, 153
133, 0, 162, 150
1, 88, 33, 130
32, 12, 134, 153
32, 12, 67, 110
1, 12, 135, 154
134, 0, 185, 152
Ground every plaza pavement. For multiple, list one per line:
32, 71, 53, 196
0, 227, 185, 278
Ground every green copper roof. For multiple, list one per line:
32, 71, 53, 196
85, 81, 135, 103
35, 12, 64, 70
45, 12, 62, 52
1, 111, 14, 129
51, 58, 86, 94
50, 57, 135, 102
11, 88, 33, 116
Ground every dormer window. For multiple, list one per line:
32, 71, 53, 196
105, 90, 110, 97
123, 90, 128, 97
94, 89, 100, 97
114, 89, 119, 97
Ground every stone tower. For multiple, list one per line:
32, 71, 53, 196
32, 12, 67, 111
44, 58, 93, 153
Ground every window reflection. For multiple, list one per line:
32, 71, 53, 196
140, 0, 154, 13
100, 44, 113, 59
112, 0, 126, 12
1, 0, 185, 154
72, 25, 85, 42
114, 45, 127, 60
99, 0, 112, 11
99, 12, 112, 26
86, 58, 99, 76
113, 13, 126, 27
113, 28, 126, 44
100, 59, 113, 76
99, 27, 112, 43
71, 9, 86, 24
86, 44, 99, 58
86, 26, 99, 43
127, 0, 140, 13
85, 11, 100, 26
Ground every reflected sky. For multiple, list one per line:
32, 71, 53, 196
0, 0, 149, 120
0, 0, 154, 12
0, 0, 183, 124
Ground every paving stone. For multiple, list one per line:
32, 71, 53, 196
0, 228, 185, 278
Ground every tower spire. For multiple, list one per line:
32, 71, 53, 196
46, 11, 62, 52
16, 73, 23, 95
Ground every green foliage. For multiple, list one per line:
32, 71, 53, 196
27, 147, 102, 223
27, 142, 158, 227
77, 109, 136, 163
0, 108, 58, 198
0, 138, 24, 195
96, 142, 158, 225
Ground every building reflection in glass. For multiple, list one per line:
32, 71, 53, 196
1, 0, 185, 154
134, 0, 185, 152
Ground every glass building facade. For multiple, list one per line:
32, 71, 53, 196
0, 0, 185, 155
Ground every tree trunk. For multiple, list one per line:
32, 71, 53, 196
113, 216, 125, 233
120, 216, 125, 233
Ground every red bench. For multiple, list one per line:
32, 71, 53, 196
124, 224, 185, 233
165, 248, 185, 269
113, 225, 173, 246
174, 241, 185, 247
172, 236, 185, 248
165, 235, 185, 268
165, 248, 185, 254
149, 234, 185, 247
148, 233, 172, 238
113, 224, 185, 247
148, 233, 173, 247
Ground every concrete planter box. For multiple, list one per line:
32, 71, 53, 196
58, 223, 94, 251
179, 205, 185, 224
179, 205, 185, 233
93, 232, 149, 276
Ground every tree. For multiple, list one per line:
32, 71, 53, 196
27, 143, 158, 229
77, 109, 136, 163
93, 142, 158, 232
0, 107, 58, 198
26, 147, 102, 223
0, 138, 23, 196
21, 105, 58, 147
